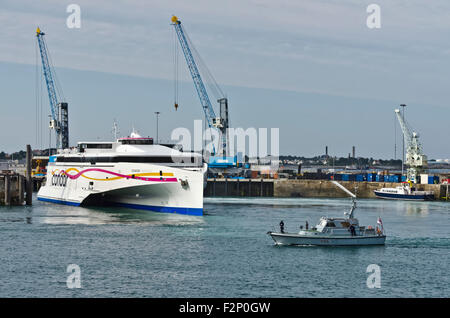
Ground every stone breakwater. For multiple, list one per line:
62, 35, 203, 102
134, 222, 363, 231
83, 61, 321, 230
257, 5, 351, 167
204, 179, 448, 200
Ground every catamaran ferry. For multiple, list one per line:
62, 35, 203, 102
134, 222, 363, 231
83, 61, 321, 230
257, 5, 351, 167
37, 132, 207, 216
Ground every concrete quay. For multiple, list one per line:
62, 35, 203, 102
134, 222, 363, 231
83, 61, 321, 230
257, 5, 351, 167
205, 179, 448, 200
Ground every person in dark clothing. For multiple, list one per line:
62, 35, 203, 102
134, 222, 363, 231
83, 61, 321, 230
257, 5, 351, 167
279, 220, 285, 233
305, 221, 309, 230
349, 225, 356, 236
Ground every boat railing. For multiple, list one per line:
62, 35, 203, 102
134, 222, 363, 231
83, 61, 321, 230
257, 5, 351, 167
364, 228, 376, 235
414, 190, 434, 195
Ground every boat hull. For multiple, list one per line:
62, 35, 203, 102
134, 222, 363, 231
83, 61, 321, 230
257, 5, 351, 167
268, 232, 386, 246
37, 162, 206, 216
374, 190, 434, 201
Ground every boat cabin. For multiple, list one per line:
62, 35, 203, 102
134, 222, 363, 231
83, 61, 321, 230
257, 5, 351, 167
315, 217, 359, 232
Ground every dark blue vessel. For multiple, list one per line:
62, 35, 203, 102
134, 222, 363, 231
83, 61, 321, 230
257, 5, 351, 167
374, 185, 434, 201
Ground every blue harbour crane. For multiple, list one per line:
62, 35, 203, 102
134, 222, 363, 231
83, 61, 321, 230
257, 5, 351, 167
171, 16, 229, 157
36, 27, 69, 150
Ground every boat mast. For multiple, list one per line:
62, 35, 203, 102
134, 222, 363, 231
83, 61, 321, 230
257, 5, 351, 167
331, 181, 357, 218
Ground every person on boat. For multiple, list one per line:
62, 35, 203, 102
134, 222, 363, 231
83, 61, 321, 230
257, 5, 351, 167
280, 220, 285, 233
305, 221, 309, 230
349, 225, 356, 236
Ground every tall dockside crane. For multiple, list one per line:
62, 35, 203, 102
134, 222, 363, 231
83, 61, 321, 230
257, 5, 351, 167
36, 27, 69, 150
394, 108, 427, 183
171, 16, 229, 156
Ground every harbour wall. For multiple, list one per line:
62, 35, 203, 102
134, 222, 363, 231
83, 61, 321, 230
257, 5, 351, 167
205, 179, 448, 200
204, 178, 274, 197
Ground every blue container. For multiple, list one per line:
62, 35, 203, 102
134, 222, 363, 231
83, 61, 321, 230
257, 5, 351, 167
428, 176, 439, 184
401, 176, 406, 182
342, 174, 349, 181
391, 175, 399, 183
375, 175, 384, 182
356, 175, 364, 182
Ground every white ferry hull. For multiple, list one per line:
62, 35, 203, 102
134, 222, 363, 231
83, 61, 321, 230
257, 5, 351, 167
37, 162, 206, 216
268, 232, 386, 246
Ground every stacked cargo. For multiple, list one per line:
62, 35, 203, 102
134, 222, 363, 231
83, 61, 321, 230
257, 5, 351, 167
428, 176, 439, 184
367, 173, 377, 182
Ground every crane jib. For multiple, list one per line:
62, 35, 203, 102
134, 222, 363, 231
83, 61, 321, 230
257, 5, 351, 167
36, 29, 69, 150
172, 18, 229, 155
36, 33, 58, 124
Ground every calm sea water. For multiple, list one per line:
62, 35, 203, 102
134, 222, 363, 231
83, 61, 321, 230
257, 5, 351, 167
0, 195, 449, 298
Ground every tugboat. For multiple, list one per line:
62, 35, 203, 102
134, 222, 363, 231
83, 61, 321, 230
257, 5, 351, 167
374, 182, 434, 201
267, 181, 386, 246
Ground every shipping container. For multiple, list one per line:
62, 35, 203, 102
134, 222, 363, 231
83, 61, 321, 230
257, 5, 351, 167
428, 176, 439, 184
420, 174, 428, 185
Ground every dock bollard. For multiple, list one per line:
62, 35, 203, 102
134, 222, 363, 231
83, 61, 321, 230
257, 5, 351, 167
26, 145, 32, 206
4, 175, 11, 206
18, 175, 24, 205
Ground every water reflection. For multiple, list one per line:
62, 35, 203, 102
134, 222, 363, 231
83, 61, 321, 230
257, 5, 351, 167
36, 203, 204, 226
405, 203, 429, 216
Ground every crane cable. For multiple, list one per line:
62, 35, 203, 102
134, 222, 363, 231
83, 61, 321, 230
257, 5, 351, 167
183, 27, 225, 100
173, 26, 179, 111
35, 37, 39, 148
35, 38, 44, 149
43, 39, 66, 103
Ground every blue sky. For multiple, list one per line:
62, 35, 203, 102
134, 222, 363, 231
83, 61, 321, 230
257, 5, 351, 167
0, 0, 449, 158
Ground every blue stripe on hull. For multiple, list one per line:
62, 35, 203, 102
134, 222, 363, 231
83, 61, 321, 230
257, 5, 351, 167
38, 197, 203, 216
37, 197, 81, 206
112, 202, 203, 216
374, 191, 433, 201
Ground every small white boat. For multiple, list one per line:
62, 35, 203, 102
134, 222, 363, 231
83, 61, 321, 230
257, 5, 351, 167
374, 183, 434, 201
267, 181, 386, 246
